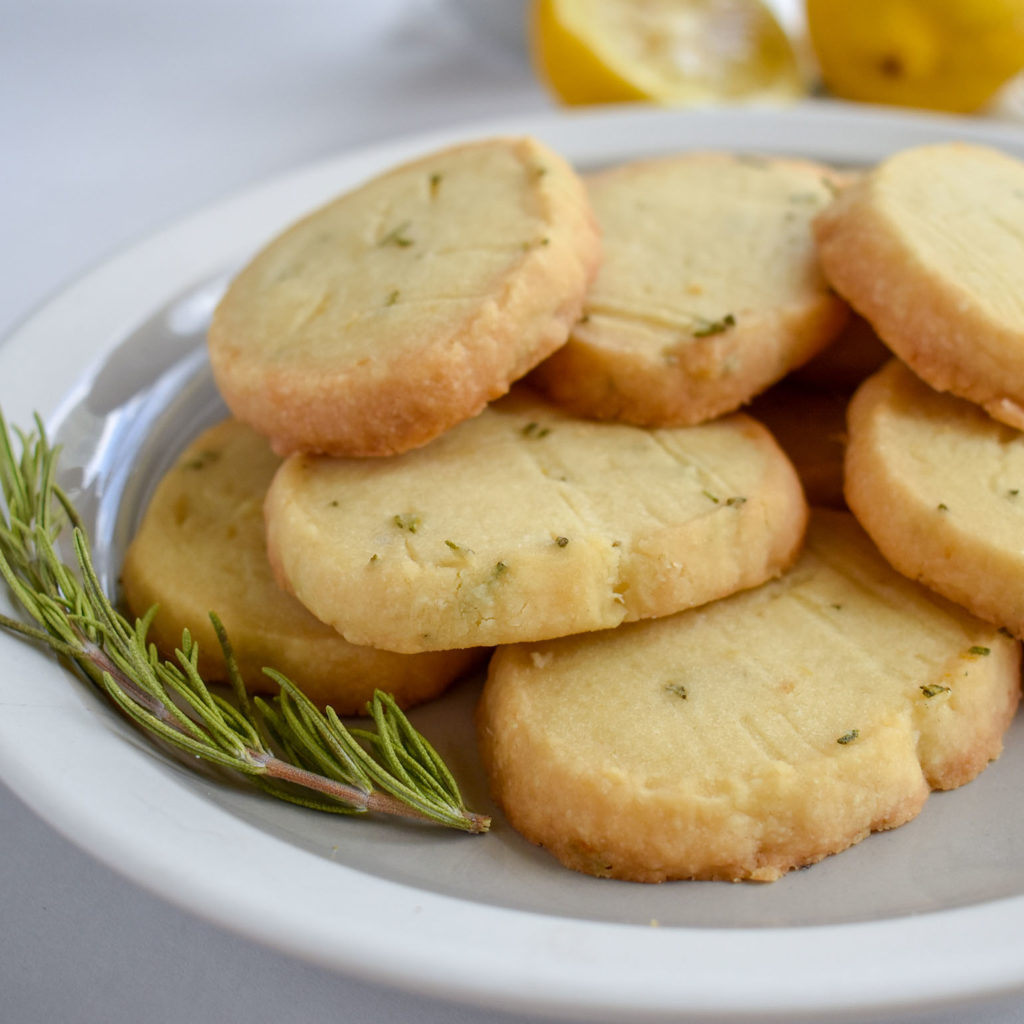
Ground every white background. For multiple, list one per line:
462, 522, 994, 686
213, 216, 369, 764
4, 2, 1024, 1022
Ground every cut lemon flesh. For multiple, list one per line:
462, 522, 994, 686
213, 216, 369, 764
530, 0, 805, 106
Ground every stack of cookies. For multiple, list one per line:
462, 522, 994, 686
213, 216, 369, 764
123, 135, 1023, 883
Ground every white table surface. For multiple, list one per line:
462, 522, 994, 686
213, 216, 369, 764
4, 3, 1024, 1022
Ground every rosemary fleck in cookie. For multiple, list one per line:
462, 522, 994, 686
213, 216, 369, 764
846, 358, 1024, 637
815, 142, 1024, 429
478, 510, 1020, 883
529, 151, 849, 426
121, 419, 483, 713
209, 136, 601, 456
264, 387, 807, 653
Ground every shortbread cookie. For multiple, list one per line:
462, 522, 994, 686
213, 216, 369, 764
529, 152, 849, 426
478, 510, 1020, 883
121, 420, 482, 713
815, 142, 1024, 430
264, 387, 807, 654
747, 382, 848, 508
208, 136, 601, 456
846, 359, 1024, 637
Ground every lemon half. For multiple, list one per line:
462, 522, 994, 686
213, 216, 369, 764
530, 0, 805, 106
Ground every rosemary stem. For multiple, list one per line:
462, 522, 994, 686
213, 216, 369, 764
258, 754, 493, 828
78, 635, 182, 726
259, 755, 372, 813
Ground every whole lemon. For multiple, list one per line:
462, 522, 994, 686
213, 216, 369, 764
806, 0, 1024, 112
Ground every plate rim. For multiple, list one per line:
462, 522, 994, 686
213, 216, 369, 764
4, 100, 1024, 1022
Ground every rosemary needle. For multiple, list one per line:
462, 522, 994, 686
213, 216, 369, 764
0, 409, 489, 834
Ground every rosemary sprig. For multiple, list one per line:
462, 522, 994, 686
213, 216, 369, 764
0, 409, 489, 834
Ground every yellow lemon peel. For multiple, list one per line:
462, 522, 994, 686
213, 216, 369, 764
807, 0, 1024, 113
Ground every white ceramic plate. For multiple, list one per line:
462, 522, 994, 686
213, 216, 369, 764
4, 102, 1024, 1024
